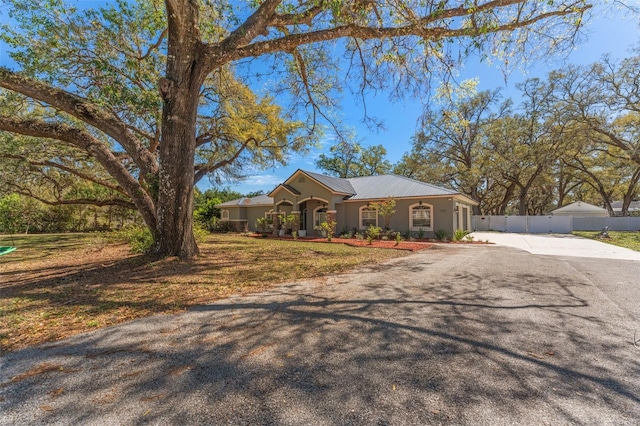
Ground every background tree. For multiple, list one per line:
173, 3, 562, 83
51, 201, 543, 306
395, 84, 510, 214
316, 137, 391, 178
0, 0, 591, 258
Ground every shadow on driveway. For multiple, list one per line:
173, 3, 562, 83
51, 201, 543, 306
1, 246, 639, 425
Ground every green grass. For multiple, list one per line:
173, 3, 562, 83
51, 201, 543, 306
573, 231, 640, 252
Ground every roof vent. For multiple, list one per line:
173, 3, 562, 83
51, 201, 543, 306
299, 177, 306, 183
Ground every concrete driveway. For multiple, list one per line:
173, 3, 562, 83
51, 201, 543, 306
1, 245, 639, 425
471, 231, 640, 260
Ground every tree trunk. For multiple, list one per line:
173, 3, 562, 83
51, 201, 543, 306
152, 0, 203, 259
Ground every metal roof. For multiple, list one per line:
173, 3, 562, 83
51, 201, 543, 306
611, 200, 640, 211
300, 170, 356, 194
345, 174, 458, 200
217, 194, 273, 207
552, 201, 607, 213
219, 172, 470, 208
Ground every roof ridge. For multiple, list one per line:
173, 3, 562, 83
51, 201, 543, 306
346, 173, 458, 194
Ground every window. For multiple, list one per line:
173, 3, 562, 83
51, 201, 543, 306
314, 207, 327, 227
221, 209, 230, 220
359, 206, 378, 228
410, 203, 432, 230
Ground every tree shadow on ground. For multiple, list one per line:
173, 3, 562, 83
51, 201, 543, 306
1, 246, 639, 424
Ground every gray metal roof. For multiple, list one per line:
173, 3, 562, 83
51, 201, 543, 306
345, 174, 458, 200
219, 172, 466, 208
611, 200, 640, 211
301, 170, 356, 194
217, 194, 273, 207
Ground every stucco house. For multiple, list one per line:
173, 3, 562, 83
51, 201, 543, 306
217, 170, 478, 237
611, 200, 640, 215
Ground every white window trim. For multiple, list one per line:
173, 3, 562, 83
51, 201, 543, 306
221, 209, 230, 220
409, 203, 433, 231
359, 205, 378, 229
313, 206, 328, 227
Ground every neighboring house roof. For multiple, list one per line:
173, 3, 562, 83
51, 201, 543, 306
611, 200, 640, 211
345, 174, 459, 200
217, 194, 273, 207
550, 201, 609, 216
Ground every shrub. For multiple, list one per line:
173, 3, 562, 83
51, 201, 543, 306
318, 219, 337, 242
194, 224, 210, 244
417, 228, 425, 239
394, 232, 402, 246
366, 226, 381, 245
453, 229, 470, 242
434, 229, 449, 241
118, 226, 154, 253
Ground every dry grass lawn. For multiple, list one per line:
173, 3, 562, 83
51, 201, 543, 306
0, 233, 410, 353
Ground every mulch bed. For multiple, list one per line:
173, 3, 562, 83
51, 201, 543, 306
253, 235, 433, 252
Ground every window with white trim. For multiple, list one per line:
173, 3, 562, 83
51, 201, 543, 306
409, 203, 432, 230
314, 207, 327, 227
221, 209, 230, 220
359, 206, 378, 228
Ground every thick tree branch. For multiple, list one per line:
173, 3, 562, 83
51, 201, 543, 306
0, 153, 126, 194
5, 183, 136, 209
206, 2, 590, 69
0, 67, 158, 177
0, 115, 157, 229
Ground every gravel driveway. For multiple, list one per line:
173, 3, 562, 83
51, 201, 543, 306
1, 244, 639, 425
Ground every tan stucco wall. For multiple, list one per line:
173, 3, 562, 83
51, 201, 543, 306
340, 197, 463, 237
221, 207, 244, 221
246, 207, 273, 231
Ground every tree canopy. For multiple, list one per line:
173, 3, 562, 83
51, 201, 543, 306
396, 50, 640, 216
0, 0, 591, 258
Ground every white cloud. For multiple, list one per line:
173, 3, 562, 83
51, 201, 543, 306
241, 174, 283, 186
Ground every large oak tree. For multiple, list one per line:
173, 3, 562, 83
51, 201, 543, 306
0, 0, 590, 258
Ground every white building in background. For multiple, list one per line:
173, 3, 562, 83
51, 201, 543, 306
550, 201, 609, 218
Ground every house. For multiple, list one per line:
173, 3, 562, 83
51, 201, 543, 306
611, 200, 640, 215
550, 201, 609, 218
217, 170, 478, 238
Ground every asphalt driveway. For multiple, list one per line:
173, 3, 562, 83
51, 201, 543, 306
1, 244, 639, 425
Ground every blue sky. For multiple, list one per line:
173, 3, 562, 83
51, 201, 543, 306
221, 2, 640, 195
1, 1, 639, 196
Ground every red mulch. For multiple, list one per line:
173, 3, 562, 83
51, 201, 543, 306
254, 235, 433, 252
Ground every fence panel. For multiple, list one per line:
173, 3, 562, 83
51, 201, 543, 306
473, 215, 573, 233
506, 216, 527, 233
573, 217, 640, 231
528, 216, 572, 234
472, 216, 508, 232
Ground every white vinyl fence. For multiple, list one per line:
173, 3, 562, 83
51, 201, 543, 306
573, 217, 640, 231
472, 215, 572, 234
472, 215, 640, 233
